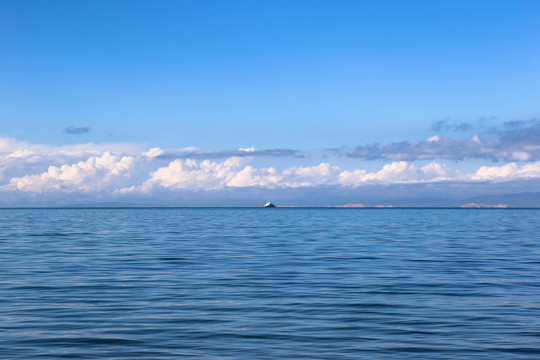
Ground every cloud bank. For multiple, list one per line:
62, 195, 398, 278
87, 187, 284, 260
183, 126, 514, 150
1, 137, 540, 205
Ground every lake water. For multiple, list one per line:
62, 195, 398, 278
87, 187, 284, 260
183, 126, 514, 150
1, 208, 539, 359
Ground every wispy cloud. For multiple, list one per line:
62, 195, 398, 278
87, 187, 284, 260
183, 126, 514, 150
155, 148, 302, 160
63, 126, 92, 135
431, 119, 471, 132
0, 137, 143, 160
344, 121, 540, 162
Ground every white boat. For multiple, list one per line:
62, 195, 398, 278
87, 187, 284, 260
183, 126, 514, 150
264, 202, 276, 208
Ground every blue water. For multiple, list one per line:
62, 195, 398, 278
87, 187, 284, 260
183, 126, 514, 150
1, 208, 539, 359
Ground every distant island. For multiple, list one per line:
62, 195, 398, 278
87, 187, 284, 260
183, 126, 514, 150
335, 203, 366, 208
460, 203, 509, 208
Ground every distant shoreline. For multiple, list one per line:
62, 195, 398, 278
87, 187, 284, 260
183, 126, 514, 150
1, 206, 539, 210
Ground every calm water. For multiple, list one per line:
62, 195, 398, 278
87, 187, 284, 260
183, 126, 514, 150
1, 208, 539, 359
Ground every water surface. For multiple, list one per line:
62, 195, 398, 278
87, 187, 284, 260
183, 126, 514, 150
1, 208, 539, 359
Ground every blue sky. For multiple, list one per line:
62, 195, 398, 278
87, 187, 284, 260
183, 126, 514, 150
1, 0, 540, 205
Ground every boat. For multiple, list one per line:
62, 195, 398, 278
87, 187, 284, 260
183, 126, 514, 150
264, 202, 276, 208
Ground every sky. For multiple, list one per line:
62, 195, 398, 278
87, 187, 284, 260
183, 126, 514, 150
1, 0, 540, 206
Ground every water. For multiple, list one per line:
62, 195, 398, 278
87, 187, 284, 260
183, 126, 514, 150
1, 208, 539, 359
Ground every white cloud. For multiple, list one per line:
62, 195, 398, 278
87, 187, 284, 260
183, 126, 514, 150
141, 147, 164, 158
5, 152, 135, 193
0, 137, 143, 161
121, 157, 254, 193
472, 162, 540, 181
3, 137, 540, 198
282, 163, 341, 187
227, 166, 282, 187
339, 161, 459, 186
122, 159, 342, 193
0, 137, 144, 185
120, 159, 462, 194
238, 147, 256, 152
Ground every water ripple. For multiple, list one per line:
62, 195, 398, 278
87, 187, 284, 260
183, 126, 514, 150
1, 208, 539, 359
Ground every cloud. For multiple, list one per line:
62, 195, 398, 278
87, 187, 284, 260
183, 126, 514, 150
431, 119, 471, 132
5, 152, 135, 193
155, 148, 302, 160
63, 126, 92, 135
135, 157, 255, 192
0, 137, 145, 184
120, 157, 291, 193
472, 162, 540, 181
119, 158, 462, 194
339, 161, 460, 187
122, 156, 540, 195
502, 119, 539, 131
3, 137, 540, 202
346, 121, 540, 162
0, 137, 143, 161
